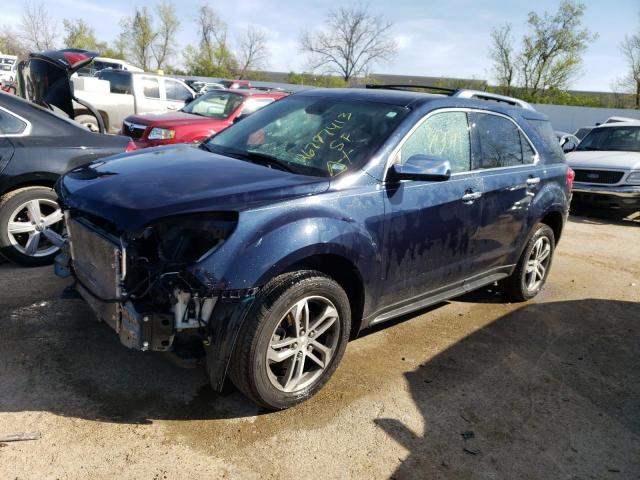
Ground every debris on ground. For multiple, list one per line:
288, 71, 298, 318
0, 432, 41, 442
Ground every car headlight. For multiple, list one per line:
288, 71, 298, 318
626, 171, 640, 185
148, 128, 176, 140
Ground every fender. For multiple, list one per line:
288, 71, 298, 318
0, 171, 59, 196
189, 204, 381, 294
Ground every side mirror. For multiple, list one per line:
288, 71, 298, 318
233, 112, 250, 124
560, 135, 578, 153
389, 154, 451, 182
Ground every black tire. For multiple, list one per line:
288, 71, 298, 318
501, 223, 556, 302
226, 270, 351, 410
0, 187, 63, 267
74, 114, 101, 132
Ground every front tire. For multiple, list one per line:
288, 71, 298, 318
501, 223, 555, 301
226, 271, 351, 410
0, 187, 65, 266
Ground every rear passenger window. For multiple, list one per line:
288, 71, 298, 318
97, 71, 132, 94
0, 109, 27, 135
527, 118, 565, 163
471, 113, 531, 169
398, 111, 471, 173
141, 77, 160, 99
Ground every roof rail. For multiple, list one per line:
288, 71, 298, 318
452, 89, 535, 110
364, 84, 456, 94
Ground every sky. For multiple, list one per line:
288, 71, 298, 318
3, 0, 639, 92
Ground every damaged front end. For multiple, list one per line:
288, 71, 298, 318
55, 209, 257, 389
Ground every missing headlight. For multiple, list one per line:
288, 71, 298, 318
150, 212, 238, 264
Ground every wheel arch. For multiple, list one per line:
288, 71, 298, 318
278, 253, 366, 339
539, 209, 565, 243
1, 174, 59, 198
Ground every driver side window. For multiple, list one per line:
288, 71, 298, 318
397, 111, 471, 173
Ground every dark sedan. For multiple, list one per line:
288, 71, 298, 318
0, 91, 133, 265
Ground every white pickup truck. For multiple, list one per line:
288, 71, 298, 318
73, 69, 196, 133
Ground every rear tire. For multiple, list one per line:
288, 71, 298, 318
75, 114, 101, 132
501, 223, 555, 302
226, 271, 351, 410
0, 187, 64, 266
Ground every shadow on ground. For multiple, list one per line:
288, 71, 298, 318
376, 298, 640, 479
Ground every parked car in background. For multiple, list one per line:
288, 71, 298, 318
0, 54, 17, 83
566, 122, 640, 211
73, 69, 196, 133
0, 91, 134, 266
574, 126, 593, 141
184, 79, 225, 94
556, 131, 580, 152
55, 87, 571, 409
76, 57, 144, 77
121, 89, 288, 148
218, 79, 252, 89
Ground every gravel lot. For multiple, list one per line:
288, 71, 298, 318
1, 211, 639, 480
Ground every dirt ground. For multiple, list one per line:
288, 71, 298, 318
1, 211, 638, 480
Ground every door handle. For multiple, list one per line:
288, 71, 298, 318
462, 191, 482, 203
526, 177, 541, 187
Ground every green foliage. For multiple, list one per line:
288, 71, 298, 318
286, 72, 348, 88
62, 19, 98, 51
120, 7, 156, 70
489, 1, 598, 102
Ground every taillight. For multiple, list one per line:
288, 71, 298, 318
125, 140, 137, 152
567, 167, 575, 192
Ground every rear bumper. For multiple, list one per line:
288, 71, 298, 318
572, 183, 640, 209
572, 183, 640, 197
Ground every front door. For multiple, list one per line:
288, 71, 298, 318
380, 110, 485, 309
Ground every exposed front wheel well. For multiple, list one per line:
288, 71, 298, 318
282, 254, 365, 339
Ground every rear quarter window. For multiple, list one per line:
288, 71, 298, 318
0, 109, 27, 135
527, 119, 565, 164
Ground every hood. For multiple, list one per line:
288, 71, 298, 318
126, 111, 228, 128
566, 150, 640, 170
59, 145, 329, 231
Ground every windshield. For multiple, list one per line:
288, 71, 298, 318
205, 95, 409, 177
182, 91, 244, 119
576, 126, 640, 152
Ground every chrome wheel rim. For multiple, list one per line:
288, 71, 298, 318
266, 295, 340, 393
525, 236, 551, 291
7, 198, 64, 257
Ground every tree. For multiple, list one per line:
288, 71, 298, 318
619, 30, 640, 108
489, 24, 515, 95
120, 7, 157, 71
153, 1, 180, 70
19, 2, 57, 51
300, 6, 397, 83
184, 5, 236, 77
489, 1, 597, 101
0, 27, 28, 57
62, 19, 98, 50
236, 26, 269, 79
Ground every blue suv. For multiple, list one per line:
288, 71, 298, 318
55, 87, 572, 409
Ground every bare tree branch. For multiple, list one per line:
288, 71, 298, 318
299, 6, 397, 83
19, 1, 57, 51
236, 26, 269, 79
153, 1, 180, 70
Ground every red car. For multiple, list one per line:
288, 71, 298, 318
121, 89, 288, 149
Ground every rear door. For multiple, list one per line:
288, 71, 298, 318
0, 107, 24, 174
469, 111, 540, 273
135, 76, 165, 113
381, 110, 484, 307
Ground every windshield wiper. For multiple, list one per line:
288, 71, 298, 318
240, 150, 297, 173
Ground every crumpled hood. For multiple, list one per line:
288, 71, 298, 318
126, 111, 226, 128
566, 150, 640, 170
58, 145, 329, 230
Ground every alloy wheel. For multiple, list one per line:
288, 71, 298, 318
525, 236, 551, 291
266, 296, 340, 393
7, 198, 64, 257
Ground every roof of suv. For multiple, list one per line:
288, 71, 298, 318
295, 87, 548, 120
593, 121, 640, 129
